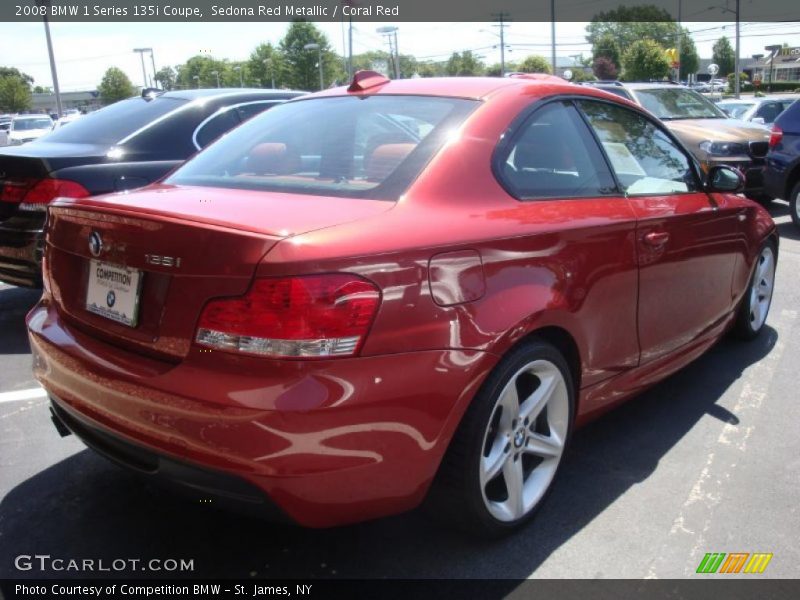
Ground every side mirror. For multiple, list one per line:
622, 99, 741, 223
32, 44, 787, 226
751, 117, 766, 125
706, 165, 745, 193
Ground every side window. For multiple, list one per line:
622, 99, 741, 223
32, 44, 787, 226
756, 102, 783, 124
194, 109, 241, 149
236, 102, 279, 123
497, 101, 616, 200
578, 100, 698, 195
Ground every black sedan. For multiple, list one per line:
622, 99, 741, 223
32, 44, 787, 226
0, 88, 303, 287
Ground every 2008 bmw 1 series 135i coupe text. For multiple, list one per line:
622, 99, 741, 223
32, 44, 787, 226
27, 72, 777, 536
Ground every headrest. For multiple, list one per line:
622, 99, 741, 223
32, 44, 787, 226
247, 143, 299, 175
364, 143, 415, 182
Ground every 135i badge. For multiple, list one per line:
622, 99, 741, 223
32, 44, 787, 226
144, 254, 182, 267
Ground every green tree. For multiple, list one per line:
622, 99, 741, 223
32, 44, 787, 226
416, 61, 443, 78
98, 67, 135, 105
586, 5, 676, 50
445, 51, 485, 76
592, 34, 621, 70
712, 36, 735, 76
247, 43, 286, 88
175, 55, 231, 89
677, 29, 699, 79
279, 21, 343, 91
0, 76, 32, 112
0, 67, 34, 86
518, 55, 552, 74
486, 61, 518, 77
622, 39, 671, 81
154, 66, 176, 90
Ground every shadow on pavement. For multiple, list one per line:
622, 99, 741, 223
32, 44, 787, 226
0, 327, 777, 585
0, 286, 41, 355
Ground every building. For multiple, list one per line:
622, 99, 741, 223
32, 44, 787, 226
751, 47, 800, 84
30, 90, 102, 114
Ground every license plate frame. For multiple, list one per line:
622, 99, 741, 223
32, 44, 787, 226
85, 259, 143, 328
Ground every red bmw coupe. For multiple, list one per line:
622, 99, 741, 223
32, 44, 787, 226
27, 72, 777, 535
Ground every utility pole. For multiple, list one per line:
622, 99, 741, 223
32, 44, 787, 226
36, 0, 63, 118
491, 12, 510, 76
734, 0, 740, 98
676, 0, 682, 82
149, 49, 157, 88
377, 26, 400, 78
133, 48, 150, 88
550, 0, 556, 75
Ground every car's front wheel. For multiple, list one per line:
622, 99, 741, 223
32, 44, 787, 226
733, 240, 777, 340
428, 339, 574, 537
789, 181, 800, 228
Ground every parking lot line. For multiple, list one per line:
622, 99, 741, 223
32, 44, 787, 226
0, 387, 47, 404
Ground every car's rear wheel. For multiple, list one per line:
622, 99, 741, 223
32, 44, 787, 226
427, 339, 574, 537
733, 240, 777, 340
789, 181, 800, 228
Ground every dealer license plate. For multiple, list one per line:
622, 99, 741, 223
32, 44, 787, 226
85, 260, 143, 327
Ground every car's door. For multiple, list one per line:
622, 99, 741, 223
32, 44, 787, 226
578, 99, 742, 364
755, 101, 785, 125
493, 99, 641, 384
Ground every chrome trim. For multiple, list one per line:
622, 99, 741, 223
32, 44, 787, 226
191, 100, 284, 151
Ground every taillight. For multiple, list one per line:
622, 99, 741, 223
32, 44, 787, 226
195, 274, 381, 358
0, 178, 90, 205
768, 125, 783, 149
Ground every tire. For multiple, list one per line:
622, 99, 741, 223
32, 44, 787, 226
733, 240, 777, 340
426, 339, 574, 537
789, 181, 800, 229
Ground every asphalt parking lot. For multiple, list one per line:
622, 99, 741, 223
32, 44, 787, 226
0, 200, 798, 581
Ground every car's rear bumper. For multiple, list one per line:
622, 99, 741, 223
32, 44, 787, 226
27, 297, 493, 527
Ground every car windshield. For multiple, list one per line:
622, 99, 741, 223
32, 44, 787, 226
717, 102, 756, 118
42, 96, 188, 145
12, 118, 52, 131
167, 95, 478, 201
633, 88, 726, 120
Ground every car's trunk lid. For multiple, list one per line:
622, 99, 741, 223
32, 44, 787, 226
45, 184, 393, 360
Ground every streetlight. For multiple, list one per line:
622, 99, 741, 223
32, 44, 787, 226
234, 66, 243, 87
133, 48, 152, 88
304, 43, 324, 91
34, 0, 63, 118
192, 74, 200, 88
210, 70, 220, 88
707, 2, 740, 98
149, 49, 157, 88
376, 26, 400, 79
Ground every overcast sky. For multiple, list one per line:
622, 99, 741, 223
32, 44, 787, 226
2, 20, 799, 90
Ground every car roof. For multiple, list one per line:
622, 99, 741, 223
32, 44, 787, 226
158, 88, 305, 100
311, 75, 606, 101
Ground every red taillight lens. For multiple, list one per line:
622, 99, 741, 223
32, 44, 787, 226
768, 125, 783, 149
0, 178, 90, 204
195, 274, 381, 358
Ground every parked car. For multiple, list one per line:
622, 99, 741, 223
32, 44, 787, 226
0, 88, 303, 287
5, 114, 53, 146
28, 73, 777, 535
718, 96, 799, 125
51, 113, 82, 130
581, 81, 772, 201
764, 98, 800, 226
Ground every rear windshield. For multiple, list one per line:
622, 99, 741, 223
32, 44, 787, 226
166, 95, 478, 200
12, 117, 52, 130
632, 88, 726, 120
42, 96, 188, 145
718, 102, 755, 119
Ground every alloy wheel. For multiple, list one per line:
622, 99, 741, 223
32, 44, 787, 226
749, 245, 776, 331
479, 359, 569, 522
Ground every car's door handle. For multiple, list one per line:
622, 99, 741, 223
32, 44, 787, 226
643, 231, 670, 246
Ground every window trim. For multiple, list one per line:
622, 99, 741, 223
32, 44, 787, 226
191, 100, 283, 150
572, 96, 705, 197
491, 96, 619, 202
